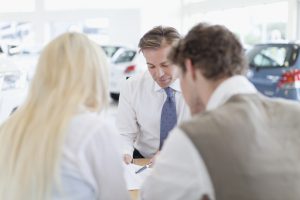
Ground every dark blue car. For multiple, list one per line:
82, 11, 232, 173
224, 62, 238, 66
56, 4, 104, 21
247, 43, 300, 101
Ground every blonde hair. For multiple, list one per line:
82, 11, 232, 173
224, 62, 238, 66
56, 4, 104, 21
0, 32, 109, 200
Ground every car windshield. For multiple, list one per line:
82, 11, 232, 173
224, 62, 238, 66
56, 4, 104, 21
101, 46, 121, 58
247, 44, 299, 68
113, 50, 136, 64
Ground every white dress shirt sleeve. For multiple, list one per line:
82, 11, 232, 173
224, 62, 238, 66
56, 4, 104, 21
117, 80, 139, 156
140, 128, 215, 200
78, 123, 130, 200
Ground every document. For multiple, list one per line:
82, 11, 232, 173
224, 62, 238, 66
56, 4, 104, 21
123, 163, 152, 190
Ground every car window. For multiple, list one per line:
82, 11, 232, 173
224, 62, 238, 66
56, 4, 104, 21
113, 50, 136, 64
248, 44, 298, 68
253, 47, 286, 66
101, 46, 120, 58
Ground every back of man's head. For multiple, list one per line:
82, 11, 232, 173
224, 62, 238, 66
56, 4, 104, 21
169, 23, 247, 80
138, 25, 180, 51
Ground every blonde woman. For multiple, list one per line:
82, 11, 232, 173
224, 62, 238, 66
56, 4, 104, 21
0, 32, 130, 200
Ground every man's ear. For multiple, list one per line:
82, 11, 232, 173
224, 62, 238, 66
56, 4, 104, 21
184, 58, 196, 81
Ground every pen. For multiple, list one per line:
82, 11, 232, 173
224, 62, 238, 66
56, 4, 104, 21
135, 162, 152, 174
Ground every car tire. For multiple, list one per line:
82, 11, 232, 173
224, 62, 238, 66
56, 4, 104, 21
110, 93, 120, 101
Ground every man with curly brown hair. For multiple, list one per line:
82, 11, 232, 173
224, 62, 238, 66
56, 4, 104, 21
141, 23, 300, 200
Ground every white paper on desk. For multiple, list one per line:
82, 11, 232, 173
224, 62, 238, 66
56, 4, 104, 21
123, 163, 152, 190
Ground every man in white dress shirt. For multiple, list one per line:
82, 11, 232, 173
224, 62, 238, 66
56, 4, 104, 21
140, 23, 300, 200
117, 26, 190, 163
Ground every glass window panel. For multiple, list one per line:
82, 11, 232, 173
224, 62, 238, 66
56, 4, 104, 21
48, 18, 110, 44
184, 2, 288, 46
0, 22, 34, 55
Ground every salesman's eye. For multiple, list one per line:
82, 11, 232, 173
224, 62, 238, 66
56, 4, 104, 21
147, 64, 155, 69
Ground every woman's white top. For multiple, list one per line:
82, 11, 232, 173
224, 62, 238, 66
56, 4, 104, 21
53, 112, 130, 200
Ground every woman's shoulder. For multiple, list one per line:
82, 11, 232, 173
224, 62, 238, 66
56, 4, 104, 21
72, 112, 114, 127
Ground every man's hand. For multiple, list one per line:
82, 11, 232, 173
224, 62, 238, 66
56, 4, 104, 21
149, 151, 160, 166
123, 154, 133, 164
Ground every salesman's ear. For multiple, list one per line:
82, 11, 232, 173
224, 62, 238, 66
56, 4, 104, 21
184, 58, 196, 80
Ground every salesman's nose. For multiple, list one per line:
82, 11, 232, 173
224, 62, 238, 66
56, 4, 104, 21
156, 67, 164, 77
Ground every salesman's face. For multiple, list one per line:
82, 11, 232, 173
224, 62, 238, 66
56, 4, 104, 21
142, 45, 178, 88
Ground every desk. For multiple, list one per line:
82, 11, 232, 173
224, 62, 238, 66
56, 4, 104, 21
129, 158, 150, 200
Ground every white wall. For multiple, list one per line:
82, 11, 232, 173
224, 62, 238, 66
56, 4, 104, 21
140, 0, 183, 37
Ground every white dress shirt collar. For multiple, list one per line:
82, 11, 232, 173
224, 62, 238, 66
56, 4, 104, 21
154, 78, 181, 92
206, 75, 257, 111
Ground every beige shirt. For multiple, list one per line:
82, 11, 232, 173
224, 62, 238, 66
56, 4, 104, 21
182, 93, 300, 200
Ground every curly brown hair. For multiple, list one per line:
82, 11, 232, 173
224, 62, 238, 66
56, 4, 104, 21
138, 25, 181, 50
168, 23, 247, 80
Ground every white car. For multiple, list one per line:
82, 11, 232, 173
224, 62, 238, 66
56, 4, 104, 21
0, 57, 28, 124
105, 46, 147, 101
